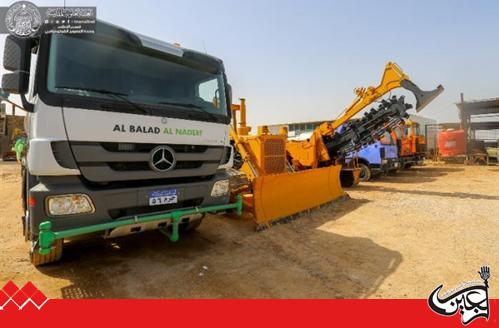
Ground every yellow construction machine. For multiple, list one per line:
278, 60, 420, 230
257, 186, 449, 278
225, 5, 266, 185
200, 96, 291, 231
230, 99, 345, 228
230, 62, 443, 228
286, 62, 444, 170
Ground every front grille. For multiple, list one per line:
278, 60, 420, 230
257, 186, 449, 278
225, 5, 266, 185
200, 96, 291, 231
220, 146, 232, 165
262, 138, 286, 174
67, 141, 224, 183
263, 138, 285, 154
83, 175, 213, 190
107, 161, 203, 171
51, 141, 78, 169
100, 142, 209, 153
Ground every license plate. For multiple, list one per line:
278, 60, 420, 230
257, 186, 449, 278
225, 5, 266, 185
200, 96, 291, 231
148, 189, 178, 206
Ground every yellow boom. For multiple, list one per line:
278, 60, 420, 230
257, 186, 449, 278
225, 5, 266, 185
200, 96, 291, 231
287, 62, 444, 169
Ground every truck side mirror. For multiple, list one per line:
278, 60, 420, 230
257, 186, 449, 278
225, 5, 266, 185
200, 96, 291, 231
2, 72, 28, 94
2, 36, 32, 95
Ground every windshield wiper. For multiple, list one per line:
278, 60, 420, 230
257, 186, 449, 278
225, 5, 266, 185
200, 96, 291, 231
54, 86, 149, 115
157, 101, 220, 122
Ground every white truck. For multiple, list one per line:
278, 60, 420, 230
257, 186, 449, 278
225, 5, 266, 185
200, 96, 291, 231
2, 21, 242, 266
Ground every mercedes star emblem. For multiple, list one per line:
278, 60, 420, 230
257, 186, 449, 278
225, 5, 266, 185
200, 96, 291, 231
149, 145, 177, 172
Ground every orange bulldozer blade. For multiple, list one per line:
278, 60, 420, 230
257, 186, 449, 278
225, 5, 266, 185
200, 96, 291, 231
246, 165, 345, 228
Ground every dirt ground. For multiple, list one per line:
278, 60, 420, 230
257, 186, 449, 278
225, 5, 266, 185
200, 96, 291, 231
0, 161, 498, 299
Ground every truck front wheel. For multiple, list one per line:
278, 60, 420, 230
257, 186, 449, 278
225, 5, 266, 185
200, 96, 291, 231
359, 163, 372, 182
30, 239, 63, 267
22, 167, 37, 241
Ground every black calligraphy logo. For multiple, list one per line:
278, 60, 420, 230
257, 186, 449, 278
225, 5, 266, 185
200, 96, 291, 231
428, 266, 490, 325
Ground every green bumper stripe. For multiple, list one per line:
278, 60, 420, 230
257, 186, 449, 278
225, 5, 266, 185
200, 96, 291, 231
38, 194, 243, 255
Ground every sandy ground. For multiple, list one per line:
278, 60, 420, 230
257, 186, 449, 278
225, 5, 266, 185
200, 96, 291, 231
0, 161, 498, 299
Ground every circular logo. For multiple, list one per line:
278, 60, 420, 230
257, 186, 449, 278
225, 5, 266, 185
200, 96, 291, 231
149, 145, 176, 172
5, 1, 42, 38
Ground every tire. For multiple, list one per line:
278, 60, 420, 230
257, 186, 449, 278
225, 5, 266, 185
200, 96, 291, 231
21, 164, 27, 212
358, 163, 371, 182
30, 239, 63, 267
22, 169, 37, 240
404, 163, 412, 169
340, 170, 356, 187
22, 214, 29, 242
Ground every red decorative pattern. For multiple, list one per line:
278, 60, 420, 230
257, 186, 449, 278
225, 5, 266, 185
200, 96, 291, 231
0, 280, 48, 310
0, 281, 495, 328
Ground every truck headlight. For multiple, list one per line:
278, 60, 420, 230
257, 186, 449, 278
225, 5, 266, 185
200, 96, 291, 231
381, 159, 388, 165
211, 180, 229, 197
47, 194, 95, 216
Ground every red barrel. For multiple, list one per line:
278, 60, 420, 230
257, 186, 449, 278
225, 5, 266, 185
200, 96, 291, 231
438, 129, 466, 157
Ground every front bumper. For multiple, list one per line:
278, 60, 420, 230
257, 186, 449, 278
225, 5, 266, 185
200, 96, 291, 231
29, 171, 232, 236
38, 195, 242, 255
380, 158, 400, 173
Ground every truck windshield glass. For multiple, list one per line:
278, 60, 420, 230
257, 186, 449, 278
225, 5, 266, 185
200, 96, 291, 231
380, 131, 394, 145
393, 127, 403, 139
411, 124, 421, 136
46, 35, 227, 118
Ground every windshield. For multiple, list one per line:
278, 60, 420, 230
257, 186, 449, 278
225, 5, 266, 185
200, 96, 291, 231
380, 131, 394, 145
414, 125, 421, 136
403, 125, 410, 136
393, 127, 403, 139
46, 34, 228, 120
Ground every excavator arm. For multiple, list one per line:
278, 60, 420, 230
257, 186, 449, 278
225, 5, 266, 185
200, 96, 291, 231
319, 62, 443, 135
287, 62, 444, 168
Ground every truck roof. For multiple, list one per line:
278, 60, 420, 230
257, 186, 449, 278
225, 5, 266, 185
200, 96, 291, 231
92, 20, 224, 70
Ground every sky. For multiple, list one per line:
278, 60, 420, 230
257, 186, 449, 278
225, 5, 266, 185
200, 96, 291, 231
1, 0, 499, 125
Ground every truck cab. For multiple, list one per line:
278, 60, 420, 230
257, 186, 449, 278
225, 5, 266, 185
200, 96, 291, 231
2, 21, 239, 265
407, 120, 427, 165
391, 119, 426, 168
346, 131, 400, 182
